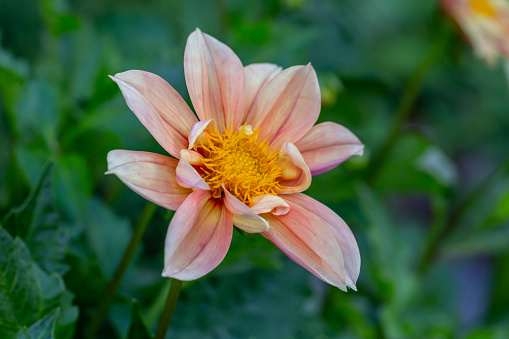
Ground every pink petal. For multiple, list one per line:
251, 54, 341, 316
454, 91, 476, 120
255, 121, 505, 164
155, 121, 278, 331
249, 64, 321, 148
251, 195, 290, 215
184, 29, 245, 132
263, 199, 348, 290
163, 190, 233, 280
106, 150, 191, 211
295, 122, 364, 176
188, 119, 215, 150
283, 193, 360, 288
180, 149, 204, 165
222, 187, 269, 233
277, 142, 312, 194
110, 71, 197, 158
175, 153, 210, 190
242, 63, 282, 125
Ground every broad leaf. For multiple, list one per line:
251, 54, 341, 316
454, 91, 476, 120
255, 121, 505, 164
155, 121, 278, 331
2, 163, 69, 275
17, 309, 59, 339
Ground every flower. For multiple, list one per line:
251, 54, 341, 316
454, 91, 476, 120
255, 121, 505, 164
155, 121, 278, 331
442, 0, 509, 64
106, 29, 363, 290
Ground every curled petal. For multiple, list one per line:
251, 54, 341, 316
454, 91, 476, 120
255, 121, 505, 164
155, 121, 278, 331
251, 195, 290, 215
184, 29, 245, 132
283, 193, 360, 288
295, 122, 364, 176
277, 142, 312, 194
175, 154, 210, 190
249, 64, 321, 148
223, 187, 270, 233
188, 119, 216, 150
163, 190, 233, 280
110, 71, 197, 158
243, 63, 282, 125
180, 149, 204, 166
263, 198, 348, 290
106, 150, 191, 210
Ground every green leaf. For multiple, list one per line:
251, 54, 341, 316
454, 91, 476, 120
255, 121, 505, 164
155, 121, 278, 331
126, 299, 153, 339
375, 133, 456, 193
443, 223, 509, 258
86, 198, 132, 278
0, 227, 78, 339
0, 47, 28, 117
17, 309, 59, 339
2, 162, 69, 275
15, 79, 60, 148
0, 227, 43, 337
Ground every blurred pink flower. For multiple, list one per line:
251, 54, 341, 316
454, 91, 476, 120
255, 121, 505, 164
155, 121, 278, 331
106, 29, 363, 290
442, 0, 509, 64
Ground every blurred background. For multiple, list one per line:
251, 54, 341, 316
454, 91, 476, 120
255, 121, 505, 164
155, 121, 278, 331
1, 0, 509, 338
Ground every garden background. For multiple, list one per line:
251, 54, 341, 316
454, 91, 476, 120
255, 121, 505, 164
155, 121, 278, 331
1, 0, 509, 338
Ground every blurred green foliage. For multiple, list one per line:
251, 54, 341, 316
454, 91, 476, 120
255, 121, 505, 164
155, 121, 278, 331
1, 0, 509, 338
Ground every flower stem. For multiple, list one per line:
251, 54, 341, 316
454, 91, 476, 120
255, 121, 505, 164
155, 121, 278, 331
366, 24, 453, 185
88, 201, 158, 338
154, 279, 183, 339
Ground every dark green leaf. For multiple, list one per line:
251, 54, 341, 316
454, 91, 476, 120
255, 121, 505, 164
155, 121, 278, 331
86, 198, 131, 278
0, 227, 43, 337
17, 309, 59, 339
2, 163, 69, 275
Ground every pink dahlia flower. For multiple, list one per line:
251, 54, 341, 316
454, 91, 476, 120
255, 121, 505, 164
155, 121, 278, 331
106, 29, 363, 290
442, 0, 509, 64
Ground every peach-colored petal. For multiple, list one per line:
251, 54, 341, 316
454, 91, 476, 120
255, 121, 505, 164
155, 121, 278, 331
106, 150, 191, 211
222, 187, 270, 233
249, 64, 321, 148
251, 195, 290, 215
175, 153, 210, 190
263, 200, 348, 290
110, 71, 197, 158
163, 190, 233, 280
283, 193, 360, 288
277, 142, 312, 194
180, 149, 204, 166
188, 119, 216, 150
242, 63, 282, 125
295, 122, 364, 176
184, 29, 245, 132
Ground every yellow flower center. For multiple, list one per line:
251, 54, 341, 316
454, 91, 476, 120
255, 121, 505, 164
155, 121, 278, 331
469, 0, 496, 17
197, 125, 285, 204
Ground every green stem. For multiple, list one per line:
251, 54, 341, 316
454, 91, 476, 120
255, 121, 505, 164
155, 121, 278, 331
88, 201, 158, 338
418, 161, 509, 274
366, 25, 453, 185
155, 279, 183, 339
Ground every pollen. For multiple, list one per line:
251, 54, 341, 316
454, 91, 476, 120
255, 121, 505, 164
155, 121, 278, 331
469, 0, 496, 17
196, 125, 285, 205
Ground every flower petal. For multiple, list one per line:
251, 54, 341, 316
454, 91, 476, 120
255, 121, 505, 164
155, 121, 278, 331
180, 149, 204, 165
222, 187, 270, 233
283, 193, 360, 288
163, 190, 233, 280
277, 142, 312, 194
295, 122, 364, 176
110, 71, 197, 158
249, 64, 321, 148
184, 29, 245, 132
243, 63, 282, 125
251, 195, 290, 215
263, 199, 348, 290
175, 152, 210, 190
188, 119, 215, 150
106, 150, 191, 210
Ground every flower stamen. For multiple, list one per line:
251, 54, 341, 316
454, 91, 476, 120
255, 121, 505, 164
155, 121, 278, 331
196, 125, 285, 205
